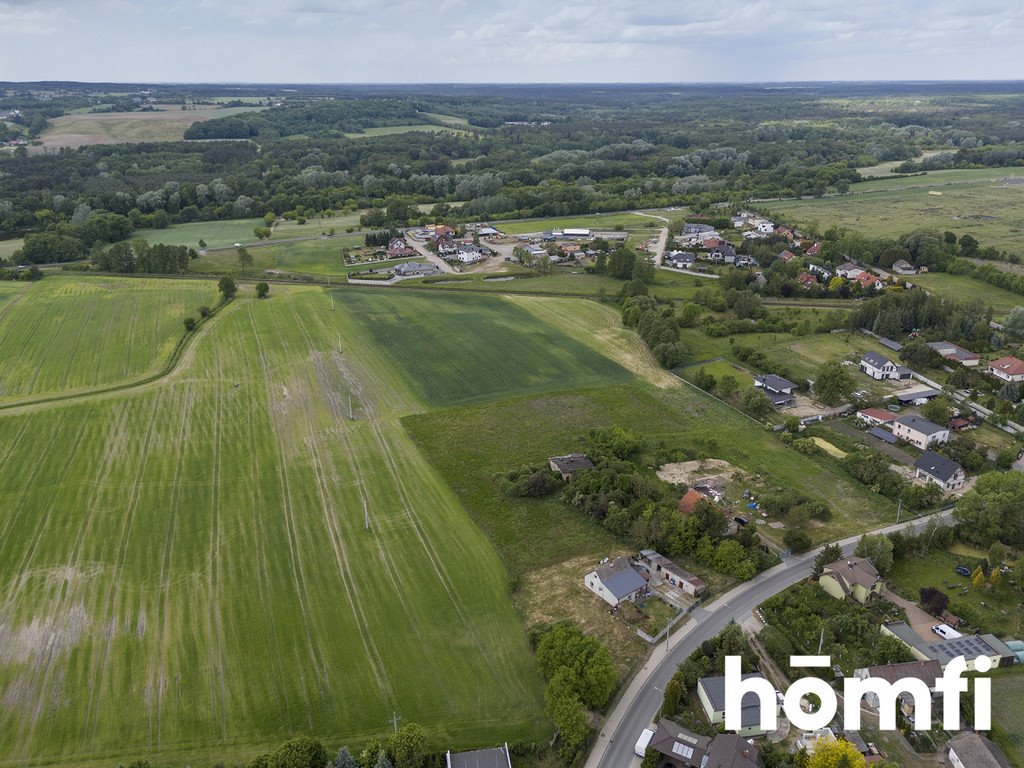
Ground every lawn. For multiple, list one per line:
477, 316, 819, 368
334, 289, 633, 407
991, 668, 1024, 767
907, 272, 1023, 316
0, 276, 218, 403
887, 549, 1023, 637
190, 235, 372, 276
765, 168, 1024, 254
0, 238, 24, 261
0, 284, 546, 767
269, 214, 363, 240
136, 219, 264, 250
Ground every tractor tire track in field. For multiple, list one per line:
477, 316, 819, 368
206, 343, 230, 739
0, 299, 243, 417
281, 301, 396, 707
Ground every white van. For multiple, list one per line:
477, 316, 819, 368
932, 624, 962, 640
634, 727, 655, 758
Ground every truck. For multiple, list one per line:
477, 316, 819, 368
634, 727, 655, 758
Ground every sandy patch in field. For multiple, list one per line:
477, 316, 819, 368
811, 437, 847, 458
656, 458, 743, 487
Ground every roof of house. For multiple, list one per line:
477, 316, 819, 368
892, 259, 915, 270
594, 557, 647, 600
797, 272, 816, 286
549, 453, 594, 474
394, 261, 437, 275
777, 250, 796, 261
698, 675, 769, 728
821, 558, 881, 593
649, 718, 712, 767
858, 408, 897, 423
678, 488, 707, 515
895, 414, 946, 436
989, 356, 1024, 377
755, 374, 796, 392
805, 243, 821, 255
703, 734, 762, 768
861, 351, 893, 369
914, 450, 963, 483
895, 388, 941, 403
868, 426, 899, 444
446, 745, 512, 768
879, 337, 904, 352
929, 341, 980, 361
883, 621, 1014, 666
856, 659, 942, 686
837, 261, 860, 271
857, 272, 881, 286
947, 732, 1013, 768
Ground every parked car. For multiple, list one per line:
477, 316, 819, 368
955, 565, 971, 577
932, 624, 962, 640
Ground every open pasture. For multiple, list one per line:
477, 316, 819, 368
497, 212, 659, 236
0, 284, 545, 766
335, 289, 632, 407
0, 239, 24, 262
135, 219, 265, 250
190, 235, 371, 276
906, 271, 1023, 315
0, 276, 217, 403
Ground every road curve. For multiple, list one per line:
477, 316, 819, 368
587, 509, 953, 768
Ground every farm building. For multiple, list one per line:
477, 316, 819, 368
988, 355, 1024, 383
548, 453, 593, 481
636, 550, 705, 596
914, 450, 965, 492
819, 558, 883, 604
583, 557, 648, 607
928, 341, 981, 366
892, 414, 949, 449
859, 351, 912, 381
895, 387, 941, 405
445, 744, 513, 768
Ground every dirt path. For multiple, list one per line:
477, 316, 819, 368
633, 211, 670, 266
405, 238, 457, 274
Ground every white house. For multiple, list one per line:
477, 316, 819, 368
892, 414, 949, 449
859, 351, 912, 381
914, 450, 965, 492
697, 674, 775, 738
755, 220, 774, 234
988, 356, 1024, 383
456, 244, 486, 263
836, 262, 864, 279
583, 557, 647, 607
856, 408, 898, 426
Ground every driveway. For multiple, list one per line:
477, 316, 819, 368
405, 237, 456, 274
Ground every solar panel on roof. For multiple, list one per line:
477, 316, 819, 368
671, 743, 694, 758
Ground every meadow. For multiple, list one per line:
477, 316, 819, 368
135, 219, 264, 250
345, 125, 472, 138
497, 212, 662, 236
906, 272, 1023, 315
0, 283, 546, 767
765, 167, 1024, 254
335, 289, 633, 406
190, 236, 373, 276
0, 238, 24, 262
0, 276, 218, 403
992, 669, 1024, 767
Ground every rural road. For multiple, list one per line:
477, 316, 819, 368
633, 211, 670, 267
405, 236, 457, 274
586, 508, 953, 768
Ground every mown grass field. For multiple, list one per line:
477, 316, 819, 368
345, 125, 472, 138
991, 668, 1024, 767
0, 239, 24, 261
497, 212, 662, 236
0, 276, 218, 403
335, 289, 633, 406
765, 168, 1024, 253
190, 236, 373, 276
135, 220, 264, 250
0, 283, 546, 767
907, 271, 1023, 315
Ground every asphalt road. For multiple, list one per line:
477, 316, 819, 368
587, 509, 953, 768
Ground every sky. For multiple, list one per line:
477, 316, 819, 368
1, 0, 1023, 83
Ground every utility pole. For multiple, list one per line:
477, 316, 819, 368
349, 394, 354, 420
390, 711, 401, 732
664, 616, 672, 655
364, 497, 370, 531
896, 498, 903, 525
817, 626, 825, 655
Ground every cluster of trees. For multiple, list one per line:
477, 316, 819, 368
0, 265, 42, 281
841, 448, 943, 511
620, 296, 687, 368
241, 725, 435, 768
534, 623, 617, 760
846, 288, 995, 349
953, 471, 1024, 548
93, 241, 197, 274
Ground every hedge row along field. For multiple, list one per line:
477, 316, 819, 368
0, 283, 547, 767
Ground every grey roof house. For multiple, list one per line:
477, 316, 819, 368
548, 453, 593, 481
914, 450, 965, 492
753, 374, 797, 408
446, 744, 513, 768
584, 557, 648, 607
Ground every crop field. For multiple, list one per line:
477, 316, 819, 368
36, 106, 265, 151
190, 236, 371, 275
0, 283, 545, 767
907, 272, 1023, 315
0, 276, 217, 403
335, 289, 632, 406
765, 168, 1024, 253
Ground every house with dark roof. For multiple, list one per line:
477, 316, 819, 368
753, 374, 797, 408
895, 387, 941, 405
647, 719, 762, 768
446, 744, 512, 768
637, 550, 705, 596
836, 262, 864, 279
914, 450, 965, 492
860, 351, 912, 381
709, 244, 737, 263
584, 557, 648, 607
891, 259, 918, 275
948, 732, 1013, 768
892, 414, 949, 449
928, 341, 981, 367
879, 337, 904, 352
776, 250, 796, 262
548, 453, 593, 481
852, 660, 942, 712
393, 261, 440, 277
697, 674, 775, 738
881, 621, 1015, 670
867, 426, 898, 444
819, 558, 883, 604
703, 733, 762, 768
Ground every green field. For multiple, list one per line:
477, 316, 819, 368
335, 289, 632, 406
190, 236, 374, 276
0, 276, 218, 403
497, 212, 661, 236
268, 214, 363, 240
765, 168, 1024, 254
0, 283, 546, 766
345, 125, 472, 138
136, 220, 264, 250
0, 239, 24, 261
992, 669, 1024, 767
907, 272, 1023, 315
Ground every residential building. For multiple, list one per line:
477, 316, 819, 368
522, 244, 547, 261
387, 237, 415, 257
895, 387, 941, 405
777, 250, 796, 262
456, 244, 486, 263
755, 220, 774, 234
947, 732, 1013, 768
393, 261, 439, 277
856, 408, 897, 426
892, 414, 949, 449
697, 674, 775, 738
988, 356, 1024, 383
856, 272, 883, 290
709, 244, 737, 263
647, 718, 712, 768
852, 660, 941, 711
548, 453, 593, 481
583, 557, 648, 607
665, 251, 696, 268
683, 223, 716, 235
836, 262, 864, 279
445, 744, 513, 768
914, 450, 965, 492
859, 351, 912, 381
703, 734, 762, 768
891, 259, 918, 275
805, 242, 822, 256
637, 550, 706, 596
820, 558, 883, 603
796, 272, 817, 289
927, 341, 981, 367
677, 488, 708, 515
775, 226, 794, 242
807, 263, 831, 278
880, 622, 1015, 670
753, 374, 797, 408
436, 235, 458, 256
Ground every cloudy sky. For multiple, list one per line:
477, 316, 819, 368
1, 0, 1023, 82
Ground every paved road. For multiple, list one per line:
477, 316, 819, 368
405, 237, 457, 274
587, 509, 953, 768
